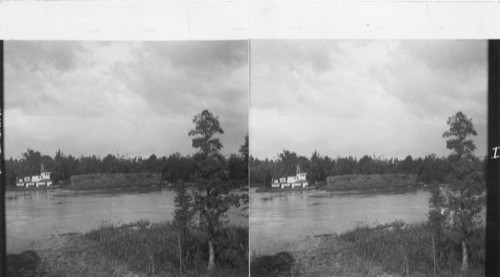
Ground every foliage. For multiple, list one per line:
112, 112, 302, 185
428, 183, 448, 236
84, 220, 248, 276
435, 111, 486, 272
428, 182, 448, 271
188, 110, 225, 156
339, 222, 485, 276
443, 111, 478, 160
251, 251, 295, 277
173, 180, 196, 272
446, 158, 485, 233
239, 134, 249, 162
4, 145, 247, 188
250, 150, 457, 187
188, 109, 244, 270
214, 225, 249, 269
173, 181, 195, 233
7, 250, 41, 277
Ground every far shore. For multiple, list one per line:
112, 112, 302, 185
5, 184, 163, 193
253, 183, 425, 194
6, 182, 248, 193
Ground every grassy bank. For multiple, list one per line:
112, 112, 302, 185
251, 221, 484, 277
9, 220, 248, 277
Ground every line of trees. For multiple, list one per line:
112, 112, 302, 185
250, 150, 469, 187
4, 138, 248, 188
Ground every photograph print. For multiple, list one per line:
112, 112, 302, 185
3, 40, 249, 276
249, 40, 487, 276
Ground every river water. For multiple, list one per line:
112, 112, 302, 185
6, 188, 248, 253
250, 188, 431, 255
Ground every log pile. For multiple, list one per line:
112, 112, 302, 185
326, 174, 417, 190
70, 173, 161, 189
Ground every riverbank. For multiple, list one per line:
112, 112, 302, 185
7, 181, 246, 193
254, 186, 316, 193
8, 220, 248, 277
6, 184, 163, 195
251, 222, 485, 277
5, 185, 63, 192
252, 184, 425, 195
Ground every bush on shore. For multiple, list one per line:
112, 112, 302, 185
250, 251, 295, 277
7, 250, 41, 277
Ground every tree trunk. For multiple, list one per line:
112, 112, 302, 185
432, 234, 436, 277
207, 238, 215, 271
461, 239, 469, 272
178, 233, 183, 277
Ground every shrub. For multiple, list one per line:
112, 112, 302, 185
84, 220, 248, 276
215, 225, 249, 269
7, 250, 41, 276
339, 221, 485, 275
251, 251, 295, 276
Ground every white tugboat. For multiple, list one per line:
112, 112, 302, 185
271, 165, 309, 189
16, 164, 53, 188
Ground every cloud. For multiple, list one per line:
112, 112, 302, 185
5, 41, 86, 72
401, 40, 486, 72
145, 41, 247, 70
113, 41, 248, 116
374, 41, 487, 122
250, 40, 487, 160
4, 41, 248, 158
252, 40, 339, 75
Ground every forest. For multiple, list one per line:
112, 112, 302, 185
250, 149, 485, 187
4, 135, 248, 188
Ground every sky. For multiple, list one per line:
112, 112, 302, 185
4, 41, 248, 159
250, 40, 487, 160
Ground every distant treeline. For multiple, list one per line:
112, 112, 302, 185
250, 149, 485, 187
4, 148, 248, 188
